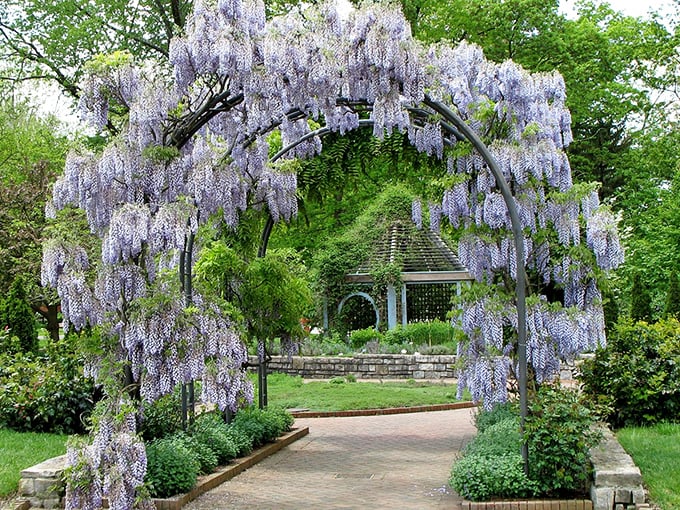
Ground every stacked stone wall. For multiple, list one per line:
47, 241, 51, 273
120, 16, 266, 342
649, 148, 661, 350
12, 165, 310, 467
252, 354, 457, 380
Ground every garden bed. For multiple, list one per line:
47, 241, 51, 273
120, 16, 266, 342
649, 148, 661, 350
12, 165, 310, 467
16, 427, 309, 510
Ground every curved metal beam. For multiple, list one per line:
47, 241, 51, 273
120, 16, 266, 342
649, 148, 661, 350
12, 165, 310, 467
422, 96, 528, 473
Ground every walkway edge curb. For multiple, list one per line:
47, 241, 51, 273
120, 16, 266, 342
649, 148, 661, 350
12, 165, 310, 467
290, 401, 477, 418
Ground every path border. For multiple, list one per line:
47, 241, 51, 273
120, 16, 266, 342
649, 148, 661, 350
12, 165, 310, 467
289, 401, 477, 418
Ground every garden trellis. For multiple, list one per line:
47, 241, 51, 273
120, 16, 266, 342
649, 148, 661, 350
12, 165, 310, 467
42, 0, 623, 507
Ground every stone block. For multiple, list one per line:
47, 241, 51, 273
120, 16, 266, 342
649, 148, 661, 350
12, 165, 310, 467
43, 497, 61, 509
632, 489, 646, 504
615, 489, 632, 504
418, 363, 435, 371
413, 370, 425, 379
591, 486, 614, 510
34, 477, 61, 497
18, 478, 34, 497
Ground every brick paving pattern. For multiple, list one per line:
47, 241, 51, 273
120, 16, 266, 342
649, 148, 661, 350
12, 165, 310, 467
183, 407, 477, 510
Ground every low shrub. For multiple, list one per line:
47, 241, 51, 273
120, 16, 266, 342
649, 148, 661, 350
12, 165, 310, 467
524, 384, 600, 497
169, 431, 219, 474
144, 406, 294, 498
231, 406, 293, 447
383, 327, 410, 345
474, 401, 516, 434
0, 338, 95, 434
140, 391, 183, 441
146, 438, 199, 498
405, 320, 456, 346
349, 327, 383, 349
450, 386, 598, 501
189, 412, 239, 464
450, 453, 536, 501
464, 418, 521, 458
579, 317, 680, 428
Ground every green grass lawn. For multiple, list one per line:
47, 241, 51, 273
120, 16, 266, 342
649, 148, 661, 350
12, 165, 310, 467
0, 429, 67, 499
616, 422, 680, 510
262, 373, 466, 411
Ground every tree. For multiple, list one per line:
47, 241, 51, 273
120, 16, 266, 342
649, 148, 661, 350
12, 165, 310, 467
665, 271, 680, 319
42, 1, 623, 506
0, 276, 38, 352
392, 0, 677, 197
630, 272, 652, 322
0, 99, 70, 341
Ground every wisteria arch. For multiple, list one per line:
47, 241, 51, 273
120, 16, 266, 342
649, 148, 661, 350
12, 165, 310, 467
43, 0, 623, 507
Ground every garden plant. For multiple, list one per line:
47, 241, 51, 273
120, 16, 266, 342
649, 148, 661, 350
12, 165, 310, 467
39, 0, 624, 507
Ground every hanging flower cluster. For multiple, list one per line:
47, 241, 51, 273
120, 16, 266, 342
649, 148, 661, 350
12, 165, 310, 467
45, 0, 624, 506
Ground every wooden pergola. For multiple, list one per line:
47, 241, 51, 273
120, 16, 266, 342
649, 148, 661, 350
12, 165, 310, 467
331, 221, 472, 330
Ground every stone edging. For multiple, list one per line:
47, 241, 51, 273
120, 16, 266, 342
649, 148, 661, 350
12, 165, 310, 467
289, 401, 476, 418
12, 427, 309, 510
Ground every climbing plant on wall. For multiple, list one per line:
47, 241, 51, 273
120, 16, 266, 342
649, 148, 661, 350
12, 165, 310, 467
43, 0, 622, 507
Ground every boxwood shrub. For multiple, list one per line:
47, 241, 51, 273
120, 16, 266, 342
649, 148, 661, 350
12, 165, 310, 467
146, 438, 199, 498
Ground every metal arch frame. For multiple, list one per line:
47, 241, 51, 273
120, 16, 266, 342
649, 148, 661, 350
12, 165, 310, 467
261, 99, 529, 471
337, 291, 380, 331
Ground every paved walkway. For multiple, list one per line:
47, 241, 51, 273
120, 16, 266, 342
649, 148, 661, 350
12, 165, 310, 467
184, 407, 478, 509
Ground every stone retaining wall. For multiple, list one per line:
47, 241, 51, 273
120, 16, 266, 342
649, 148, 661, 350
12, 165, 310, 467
589, 427, 647, 510
252, 354, 457, 379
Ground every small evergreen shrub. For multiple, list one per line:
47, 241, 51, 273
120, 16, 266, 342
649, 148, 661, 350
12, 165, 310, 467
140, 391, 183, 441
405, 320, 456, 346
450, 453, 536, 501
189, 412, 239, 464
579, 317, 680, 427
383, 326, 410, 345
349, 327, 383, 349
464, 418, 521, 458
225, 424, 254, 457
231, 406, 293, 447
0, 340, 95, 434
474, 401, 516, 434
169, 431, 219, 474
0, 277, 38, 353
146, 438, 199, 498
524, 384, 600, 497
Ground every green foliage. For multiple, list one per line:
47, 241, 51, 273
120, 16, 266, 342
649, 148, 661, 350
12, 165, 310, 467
224, 424, 255, 458
664, 271, 680, 319
0, 277, 38, 353
524, 384, 600, 497
145, 438, 199, 498
474, 402, 517, 434
401, 320, 457, 346
0, 337, 95, 434
630, 272, 652, 322
450, 453, 536, 501
349, 327, 383, 349
463, 418, 522, 458
579, 317, 680, 428
169, 431, 219, 474
139, 391, 183, 442
451, 388, 598, 501
189, 412, 239, 464
231, 406, 293, 448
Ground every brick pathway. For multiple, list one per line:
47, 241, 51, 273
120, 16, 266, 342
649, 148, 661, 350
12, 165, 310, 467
183, 407, 477, 510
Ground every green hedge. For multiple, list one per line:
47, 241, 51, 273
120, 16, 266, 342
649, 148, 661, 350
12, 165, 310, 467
0, 339, 95, 434
579, 317, 680, 428
450, 385, 599, 501
145, 406, 294, 498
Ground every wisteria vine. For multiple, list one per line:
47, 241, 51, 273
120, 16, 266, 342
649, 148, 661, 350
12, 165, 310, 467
44, 0, 622, 506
